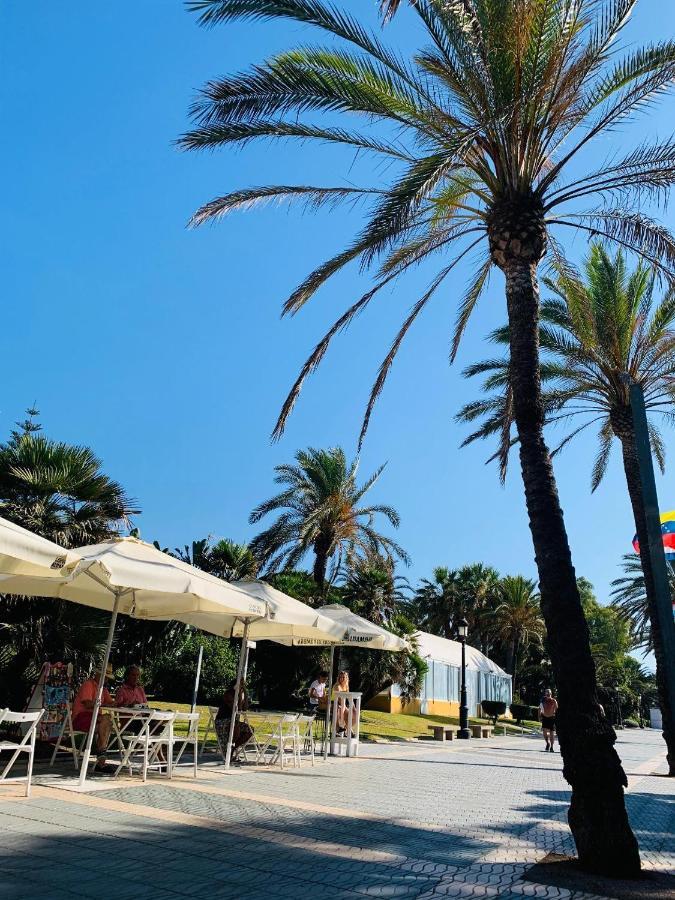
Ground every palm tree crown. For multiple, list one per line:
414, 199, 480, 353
491, 575, 544, 688
249, 447, 408, 587
459, 243, 675, 486
183, 0, 675, 440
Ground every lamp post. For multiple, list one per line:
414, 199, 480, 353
457, 618, 470, 739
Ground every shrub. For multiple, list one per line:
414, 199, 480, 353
510, 703, 536, 724
623, 718, 640, 729
481, 700, 507, 725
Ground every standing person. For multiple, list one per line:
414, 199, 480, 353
539, 688, 558, 753
308, 671, 328, 713
72, 663, 114, 773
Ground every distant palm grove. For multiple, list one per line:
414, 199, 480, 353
0, 413, 655, 733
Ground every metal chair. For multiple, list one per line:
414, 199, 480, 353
296, 714, 316, 766
172, 712, 200, 777
200, 706, 219, 754
259, 714, 301, 769
115, 710, 176, 781
49, 703, 87, 770
0, 709, 45, 797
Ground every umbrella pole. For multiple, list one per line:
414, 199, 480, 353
191, 643, 204, 713
224, 620, 250, 769
324, 645, 335, 760
78, 593, 120, 787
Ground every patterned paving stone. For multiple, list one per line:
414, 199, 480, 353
0, 729, 670, 899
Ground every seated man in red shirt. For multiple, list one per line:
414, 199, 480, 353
72, 663, 114, 771
115, 664, 148, 709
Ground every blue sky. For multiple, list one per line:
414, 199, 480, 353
2, 2, 673, 657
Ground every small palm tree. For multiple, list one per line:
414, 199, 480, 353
612, 554, 675, 652
491, 576, 545, 693
0, 420, 138, 546
458, 243, 675, 771
172, 537, 259, 581
179, 0, 675, 868
249, 447, 407, 589
414, 563, 501, 648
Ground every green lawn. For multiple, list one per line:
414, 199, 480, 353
154, 701, 539, 745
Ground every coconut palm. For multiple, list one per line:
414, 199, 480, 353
179, 0, 675, 870
249, 447, 408, 589
171, 537, 259, 581
491, 576, 544, 692
458, 243, 675, 772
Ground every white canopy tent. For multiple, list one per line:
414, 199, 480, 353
0, 536, 267, 784
0, 515, 80, 578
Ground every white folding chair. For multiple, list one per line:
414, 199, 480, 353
49, 703, 87, 770
115, 711, 176, 782
200, 706, 219, 754
172, 712, 200, 777
296, 715, 316, 767
259, 714, 301, 769
0, 709, 44, 797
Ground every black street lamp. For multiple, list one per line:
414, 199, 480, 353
457, 617, 470, 739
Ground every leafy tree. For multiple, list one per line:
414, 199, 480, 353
458, 244, 675, 771
180, 0, 675, 869
490, 576, 544, 692
249, 447, 407, 589
146, 631, 238, 704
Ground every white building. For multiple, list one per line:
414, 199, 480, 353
368, 630, 512, 717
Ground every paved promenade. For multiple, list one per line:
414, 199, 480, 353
0, 729, 671, 900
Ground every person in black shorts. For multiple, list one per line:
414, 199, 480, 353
538, 688, 558, 752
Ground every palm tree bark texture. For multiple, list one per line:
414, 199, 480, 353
611, 405, 675, 773
488, 194, 639, 874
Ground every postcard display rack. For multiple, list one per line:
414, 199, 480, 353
25, 662, 74, 741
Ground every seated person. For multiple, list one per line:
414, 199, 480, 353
215, 681, 253, 756
72, 663, 114, 772
115, 664, 148, 709
308, 671, 328, 713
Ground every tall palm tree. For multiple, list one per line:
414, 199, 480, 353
492, 576, 545, 692
179, 0, 675, 871
458, 243, 675, 772
249, 447, 407, 588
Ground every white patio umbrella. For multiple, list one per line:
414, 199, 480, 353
0, 515, 80, 577
270, 604, 410, 758
176, 581, 347, 766
0, 536, 267, 784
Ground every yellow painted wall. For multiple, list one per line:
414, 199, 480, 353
364, 692, 460, 718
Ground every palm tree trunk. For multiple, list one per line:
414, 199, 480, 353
503, 256, 640, 875
312, 534, 331, 591
613, 415, 675, 774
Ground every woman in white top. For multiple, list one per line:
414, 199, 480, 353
333, 670, 352, 735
